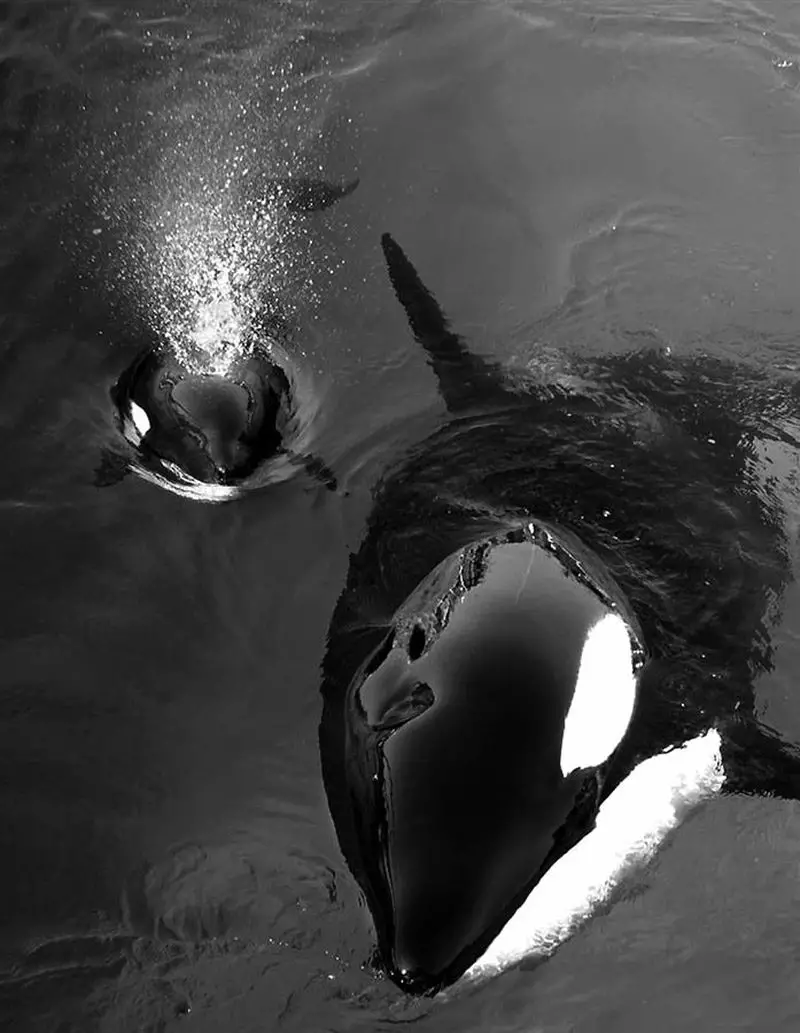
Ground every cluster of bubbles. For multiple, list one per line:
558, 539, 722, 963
139, 78, 319, 375
82, 20, 340, 373
145, 164, 291, 377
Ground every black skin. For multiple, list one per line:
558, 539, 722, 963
95, 176, 358, 493
319, 232, 800, 994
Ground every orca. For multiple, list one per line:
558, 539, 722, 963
96, 176, 357, 499
100, 341, 337, 497
318, 232, 800, 995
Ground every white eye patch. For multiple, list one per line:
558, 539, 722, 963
560, 613, 637, 777
129, 401, 151, 437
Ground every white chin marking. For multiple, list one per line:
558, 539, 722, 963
452, 729, 725, 995
129, 401, 151, 437
560, 613, 636, 778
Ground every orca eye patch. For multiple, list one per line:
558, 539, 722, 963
129, 400, 151, 438
559, 613, 636, 777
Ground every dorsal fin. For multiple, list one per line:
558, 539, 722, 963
380, 234, 509, 413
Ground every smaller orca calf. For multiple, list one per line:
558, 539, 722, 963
100, 344, 337, 498
319, 233, 800, 996
115, 345, 288, 481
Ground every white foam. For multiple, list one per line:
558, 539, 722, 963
560, 613, 637, 777
455, 729, 725, 991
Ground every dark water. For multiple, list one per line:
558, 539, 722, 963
3, 0, 800, 1029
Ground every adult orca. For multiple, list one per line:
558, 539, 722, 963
96, 176, 356, 499
319, 232, 800, 996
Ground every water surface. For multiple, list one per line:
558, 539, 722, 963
2, 1, 800, 1030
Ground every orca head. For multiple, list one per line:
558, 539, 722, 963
113, 347, 292, 484
342, 524, 645, 995
169, 375, 253, 475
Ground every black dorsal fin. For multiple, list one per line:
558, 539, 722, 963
380, 233, 509, 413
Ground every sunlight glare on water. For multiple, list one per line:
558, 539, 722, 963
144, 138, 302, 375
149, 186, 280, 375
89, 39, 333, 376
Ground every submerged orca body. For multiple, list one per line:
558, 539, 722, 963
97, 176, 357, 498
319, 233, 800, 995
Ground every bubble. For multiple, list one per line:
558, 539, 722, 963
142, 182, 296, 376
80, 30, 338, 377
